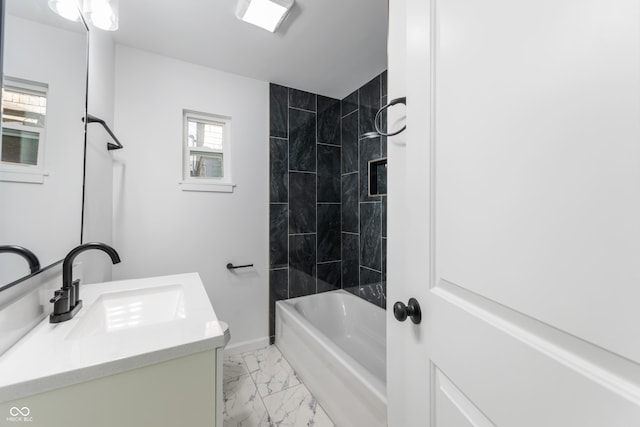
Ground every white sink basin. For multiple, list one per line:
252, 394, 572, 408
66, 284, 187, 339
0, 272, 230, 403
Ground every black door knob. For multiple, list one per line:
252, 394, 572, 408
393, 298, 422, 324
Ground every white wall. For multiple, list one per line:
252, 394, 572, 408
82, 29, 116, 285
113, 46, 269, 346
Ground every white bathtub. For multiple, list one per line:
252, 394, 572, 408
276, 290, 386, 427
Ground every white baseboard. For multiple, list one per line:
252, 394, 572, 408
224, 336, 270, 355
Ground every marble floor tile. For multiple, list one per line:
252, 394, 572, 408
243, 346, 301, 396
224, 353, 250, 381
223, 374, 271, 427
242, 345, 280, 372
262, 383, 334, 427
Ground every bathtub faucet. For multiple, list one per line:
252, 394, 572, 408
49, 242, 121, 323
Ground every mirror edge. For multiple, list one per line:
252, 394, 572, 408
80, 6, 90, 245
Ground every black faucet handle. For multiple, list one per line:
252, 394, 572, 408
71, 279, 81, 307
49, 290, 65, 303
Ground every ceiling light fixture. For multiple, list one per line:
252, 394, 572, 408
48, 0, 81, 22
48, 0, 119, 31
84, 0, 119, 31
236, 0, 294, 33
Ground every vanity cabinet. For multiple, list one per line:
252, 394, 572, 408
1, 349, 222, 426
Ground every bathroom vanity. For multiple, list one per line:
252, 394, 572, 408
0, 273, 229, 426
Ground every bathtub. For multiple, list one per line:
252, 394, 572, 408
276, 290, 386, 427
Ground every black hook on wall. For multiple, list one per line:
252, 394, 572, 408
83, 114, 123, 150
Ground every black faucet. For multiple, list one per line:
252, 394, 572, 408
50, 242, 121, 323
0, 245, 41, 274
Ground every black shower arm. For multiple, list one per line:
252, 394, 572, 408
83, 114, 123, 150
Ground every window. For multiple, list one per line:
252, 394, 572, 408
181, 110, 234, 192
1, 78, 48, 183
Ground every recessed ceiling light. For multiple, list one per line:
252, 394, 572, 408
236, 0, 294, 33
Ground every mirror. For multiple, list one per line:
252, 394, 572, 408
0, 0, 88, 287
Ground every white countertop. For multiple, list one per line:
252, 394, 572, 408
0, 272, 230, 403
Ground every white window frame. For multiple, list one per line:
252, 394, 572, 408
0, 77, 49, 184
180, 110, 235, 193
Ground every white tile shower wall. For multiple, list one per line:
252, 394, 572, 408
112, 46, 269, 346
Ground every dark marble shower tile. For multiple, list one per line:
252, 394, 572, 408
359, 268, 383, 308
360, 268, 382, 286
270, 138, 288, 203
270, 203, 288, 268
289, 234, 316, 298
344, 286, 359, 297
382, 196, 387, 238
289, 88, 316, 111
317, 144, 340, 203
360, 202, 382, 271
317, 204, 341, 262
317, 96, 340, 145
341, 173, 358, 233
341, 110, 358, 174
342, 232, 359, 289
269, 268, 288, 338
381, 70, 387, 98
289, 172, 316, 234
317, 261, 341, 293
270, 84, 288, 138
289, 109, 316, 172
359, 75, 381, 137
360, 137, 382, 202
376, 161, 387, 195
341, 89, 358, 117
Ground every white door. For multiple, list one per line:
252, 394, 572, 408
387, 0, 640, 426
